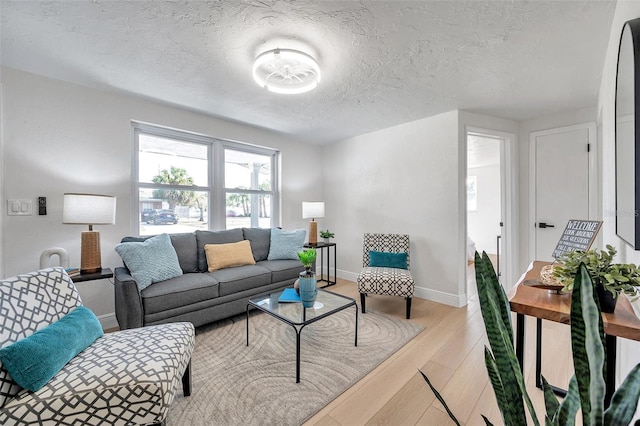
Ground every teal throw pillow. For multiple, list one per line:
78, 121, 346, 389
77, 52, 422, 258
0, 306, 103, 391
267, 228, 306, 260
369, 251, 408, 269
115, 233, 183, 290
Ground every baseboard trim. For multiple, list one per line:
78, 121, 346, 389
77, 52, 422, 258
337, 269, 466, 308
98, 312, 119, 331
414, 287, 466, 307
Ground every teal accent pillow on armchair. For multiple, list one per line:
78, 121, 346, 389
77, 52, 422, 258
0, 306, 104, 391
369, 250, 408, 269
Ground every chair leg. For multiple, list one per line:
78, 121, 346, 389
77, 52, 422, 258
406, 297, 412, 319
182, 360, 192, 397
360, 293, 366, 314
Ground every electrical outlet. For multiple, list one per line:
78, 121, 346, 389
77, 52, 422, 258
7, 199, 32, 216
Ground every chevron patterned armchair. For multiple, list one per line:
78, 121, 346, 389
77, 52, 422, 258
357, 233, 415, 319
0, 267, 194, 425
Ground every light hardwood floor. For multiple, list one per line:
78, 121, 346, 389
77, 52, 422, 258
304, 276, 574, 426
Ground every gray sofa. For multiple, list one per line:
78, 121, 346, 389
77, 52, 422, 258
115, 228, 304, 329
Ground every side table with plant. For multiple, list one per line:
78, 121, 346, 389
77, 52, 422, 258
552, 245, 640, 312
421, 252, 640, 425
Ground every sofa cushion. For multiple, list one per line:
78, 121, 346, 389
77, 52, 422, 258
267, 228, 306, 260
209, 265, 272, 297
205, 240, 256, 272
195, 229, 244, 272
141, 273, 219, 315
257, 260, 305, 283
242, 228, 272, 261
115, 234, 183, 290
0, 306, 103, 391
121, 233, 198, 273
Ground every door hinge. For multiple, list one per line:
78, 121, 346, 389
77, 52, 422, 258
587, 143, 591, 152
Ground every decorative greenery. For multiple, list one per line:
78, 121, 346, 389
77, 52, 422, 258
297, 249, 317, 271
421, 252, 640, 425
319, 230, 335, 239
553, 245, 640, 299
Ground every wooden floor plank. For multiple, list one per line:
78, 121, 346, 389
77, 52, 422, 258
304, 278, 579, 426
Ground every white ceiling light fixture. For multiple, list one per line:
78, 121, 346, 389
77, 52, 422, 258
252, 48, 321, 95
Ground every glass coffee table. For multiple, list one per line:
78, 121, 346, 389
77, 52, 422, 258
246, 288, 358, 383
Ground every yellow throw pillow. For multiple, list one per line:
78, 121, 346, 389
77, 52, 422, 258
204, 240, 256, 272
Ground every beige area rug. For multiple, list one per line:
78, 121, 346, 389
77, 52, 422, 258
166, 307, 424, 426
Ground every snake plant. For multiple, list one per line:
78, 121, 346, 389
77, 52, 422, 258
421, 251, 640, 425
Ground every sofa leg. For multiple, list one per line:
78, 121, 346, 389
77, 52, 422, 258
406, 297, 412, 319
182, 360, 192, 397
360, 293, 366, 314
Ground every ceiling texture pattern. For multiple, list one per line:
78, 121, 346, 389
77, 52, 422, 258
1, 0, 616, 144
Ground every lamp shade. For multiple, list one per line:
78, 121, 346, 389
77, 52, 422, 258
302, 201, 324, 219
63, 193, 116, 225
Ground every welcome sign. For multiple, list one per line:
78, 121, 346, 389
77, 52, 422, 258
552, 220, 603, 259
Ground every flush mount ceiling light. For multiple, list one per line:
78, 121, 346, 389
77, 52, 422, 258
252, 48, 321, 95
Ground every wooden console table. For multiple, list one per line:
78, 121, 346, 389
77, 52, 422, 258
508, 260, 640, 405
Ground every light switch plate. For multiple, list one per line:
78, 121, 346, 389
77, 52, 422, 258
7, 199, 32, 216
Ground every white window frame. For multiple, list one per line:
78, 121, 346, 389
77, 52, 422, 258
131, 122, 280, 235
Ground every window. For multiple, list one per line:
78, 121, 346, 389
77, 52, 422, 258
133, 123, 279, 235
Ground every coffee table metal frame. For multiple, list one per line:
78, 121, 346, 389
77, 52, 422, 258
246, 288, 358, 383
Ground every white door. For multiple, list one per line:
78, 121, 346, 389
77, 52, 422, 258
531, 123, 596, 261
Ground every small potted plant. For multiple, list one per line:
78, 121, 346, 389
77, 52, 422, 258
319, 229, 335, 243
552, 244, 640, 312
297, 249, 318, 307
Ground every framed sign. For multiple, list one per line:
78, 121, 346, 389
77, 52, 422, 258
552, 220, 603, 259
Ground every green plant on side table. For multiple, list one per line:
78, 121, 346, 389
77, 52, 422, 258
421, 252, 640, 426
319, 230, 335, 241
552, 245, 640, 312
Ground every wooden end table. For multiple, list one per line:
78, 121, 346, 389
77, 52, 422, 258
509, 260, 640, 406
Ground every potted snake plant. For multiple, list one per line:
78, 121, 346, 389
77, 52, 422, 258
421, 252, 640, 425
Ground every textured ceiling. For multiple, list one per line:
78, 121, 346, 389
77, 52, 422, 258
0, 0, 616, 144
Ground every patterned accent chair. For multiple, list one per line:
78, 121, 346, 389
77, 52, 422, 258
0, 267, 195, 426
357, 233, 415, 319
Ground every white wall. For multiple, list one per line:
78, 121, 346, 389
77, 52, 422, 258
468, 163, 501, 253
322, 110, 464, 306
1, 67, 321, 328
597, 0, 640, 406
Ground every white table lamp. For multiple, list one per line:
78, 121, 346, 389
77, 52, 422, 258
63, 193, 116, 273
302, 201, 324, 245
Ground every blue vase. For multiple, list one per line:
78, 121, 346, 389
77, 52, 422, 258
298, 271, 317, 308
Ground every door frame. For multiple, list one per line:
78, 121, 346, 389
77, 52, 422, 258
465, 126, 518, 292
528, 122, 598, 261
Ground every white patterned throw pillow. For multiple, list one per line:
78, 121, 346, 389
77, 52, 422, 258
115, 233, 183, 290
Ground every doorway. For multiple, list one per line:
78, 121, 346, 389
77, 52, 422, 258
466, 127, 516, 298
